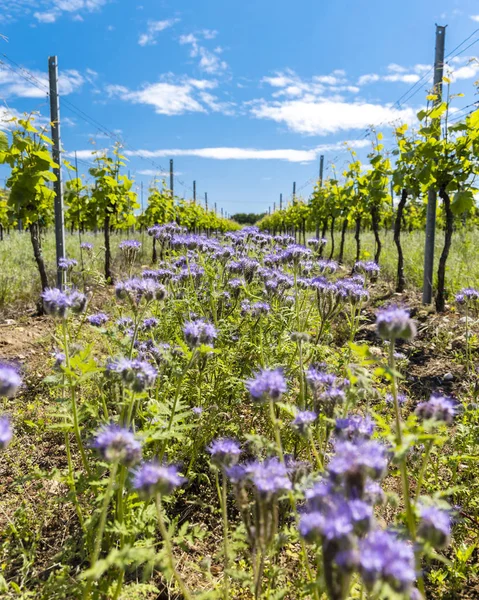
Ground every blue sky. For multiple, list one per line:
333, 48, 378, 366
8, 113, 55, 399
1, 0, 479, 216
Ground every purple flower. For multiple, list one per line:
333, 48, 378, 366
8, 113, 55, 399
192, 406, 203, 416
376, 305, 416, 341
58, 257, 78, 270
415, 394, 457, 424
183, 319, 217, 348
115, 278, 167, 305
418, 504, 451, 548
53, 352, 66, 371
116, 317, 134, 331
455, 287, 479, 305
208, 438, 242, 468
132, 460, 186, 497
244, 457, 292, 496
355, 261, 380, 276
142, 317, 158, 330
246, 368, 287, 403
386, 392, 407, 405
291, 410, 317, 435
42, 288, 86, 318
0, 364, 22, 398
359, 530, 416, 593
335, 414, 375, 441
87, 313, 109, 327
119, 240, 142, 251
42, 288, 71, 318
328, 439, 388, 489
0, 415, 13, 449
105, 358, 157, 392
80, 242, 93, 251
92, 424, 142, 466
251, 302, 270, 317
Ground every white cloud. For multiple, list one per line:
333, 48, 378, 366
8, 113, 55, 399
179, 31, 227, 74
0, 107, 50, 130
124, 140, 369, 163
471, 15, 479, 22
358, 63, 432, 86
0, 64, 85, 98
105, 76, 231, 116
32, 0, 108, 24
138, 18, 179, 46
34, 11, 57, 23
446, 57, 479, 81
250, 98, 416, 136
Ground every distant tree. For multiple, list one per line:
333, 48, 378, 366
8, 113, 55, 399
231, 212, 266, 225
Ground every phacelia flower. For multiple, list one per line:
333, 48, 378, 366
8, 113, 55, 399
42, 288, 87, 318
58, 257, 78, 270
132, 460, 186, 497
418, 504, 451, 548
358, 530, 416, 593
355, 261, 380, 277
246, 368, 287, 403
245, 457, 292, 497
208, 438, 242, 468
335, 414, 375, 441
105, 358, 157, 392
415, 394, 457, 424
0, 415, 13, 449
80, 242, 93, 251
292, 410, 317, 435
142, 317, 158, 330
376, 305, 416, 341
183, 319, 217, 348
455, 287, 479, 305
92, 424, 142, 466
0, 364, 22, 398
119, 240, 142, 251
87, 313, 109, 327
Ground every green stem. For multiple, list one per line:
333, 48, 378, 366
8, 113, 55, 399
415, 439, 434, 501
159, 350, 198, 460
83, 462, 118, 600
215, 471, 230, 600
62, 319, 90, 476
155, 495, 193, 600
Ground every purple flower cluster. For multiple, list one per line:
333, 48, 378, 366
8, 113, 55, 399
115, 278, 167, 305
87, 313, 109, 327
80, 242, 93, 251
227, 457, 292, 498
299, 413, 400, 597
455, 287, 479, 305
0, 364, 22, 398
208, 438, 242, 468
246, 368, 287, 403
183, 319, 217, 348
354, 260, 380, 277
376, 305, 416, 341
415, 394, 457, 424
132, 460, 186, 497
291, 410, 317, 435
306, 366, 348, 417
42, 288, 87, 318
119, 240, 142, 251
105, 358, 157, 392
418, 504, 451, 548
92, 423, 142, 466
58, 257, 78, 270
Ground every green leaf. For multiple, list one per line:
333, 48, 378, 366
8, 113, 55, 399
451, 190, 474, 215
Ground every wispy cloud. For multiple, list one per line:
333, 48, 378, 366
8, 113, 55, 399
105, 76, 233, 116
0, 63, 85, 98
358, 63, 431, 86
138, 18, 179, 46
447, 56, 479, 82
179, 31, 227, 75
471, 15, 479, 22
262, 69, 359, 97
124, 140, 369, 163
32, 0, 109, 24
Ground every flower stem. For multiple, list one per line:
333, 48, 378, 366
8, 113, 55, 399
83, 462, 118, 600
155, 495, 193, 600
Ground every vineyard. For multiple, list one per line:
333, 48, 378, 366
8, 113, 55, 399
1, 46, 479, 600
